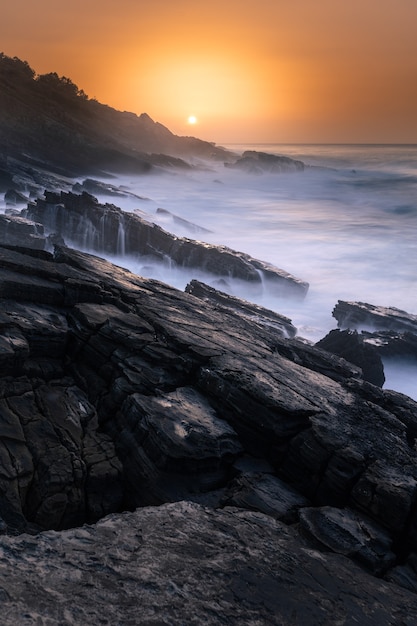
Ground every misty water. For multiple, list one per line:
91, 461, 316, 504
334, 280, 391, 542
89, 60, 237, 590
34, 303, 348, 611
86, 144, 416, 399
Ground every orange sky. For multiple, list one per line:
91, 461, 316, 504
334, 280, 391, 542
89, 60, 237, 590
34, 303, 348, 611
2, 0, 417, 143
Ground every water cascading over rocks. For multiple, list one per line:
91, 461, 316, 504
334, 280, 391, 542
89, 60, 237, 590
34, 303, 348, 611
23, 190, 309, 298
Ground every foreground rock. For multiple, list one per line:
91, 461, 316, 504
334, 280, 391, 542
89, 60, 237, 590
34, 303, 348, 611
23, 190, 309, 297
2, 244, 417, 610
1, 501, 417, 625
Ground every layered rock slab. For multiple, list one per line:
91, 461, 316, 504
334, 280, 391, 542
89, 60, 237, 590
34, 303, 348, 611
23, 190, 309, 297
1, 502, 417, 625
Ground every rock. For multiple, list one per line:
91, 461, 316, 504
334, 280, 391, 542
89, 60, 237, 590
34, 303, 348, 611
222, 472, 310, 522
0, 502, 417, 625
299, 505, 396, 575
329, 301, 417, 376
4, 188, 29, 206
185, 279, 297, 337
333, 300, 417, 334
23, 190, 309, 297
0, 214, 45, 249
225, 150, 305, 174
115, 387, 243, 504
386, 553, 417, 593
1, 243, 417, 590
72, 178, 149, 200
156, 207, 213, 234
316, 328, 385, 386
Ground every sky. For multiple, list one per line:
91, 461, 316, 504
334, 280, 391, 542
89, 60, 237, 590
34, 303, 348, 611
2, 0, 417, 144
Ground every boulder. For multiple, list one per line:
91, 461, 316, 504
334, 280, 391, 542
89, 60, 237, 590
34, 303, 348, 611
225, 150, 305, 173
333, 300, 417, 334
0, 214, 45, 249
316, 328, 385, 386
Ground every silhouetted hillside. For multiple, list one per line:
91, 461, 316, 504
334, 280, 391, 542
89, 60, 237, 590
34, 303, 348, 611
0, 53, 232, 175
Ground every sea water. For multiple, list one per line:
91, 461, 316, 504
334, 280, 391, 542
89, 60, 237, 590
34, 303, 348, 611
85, 144, 417, 399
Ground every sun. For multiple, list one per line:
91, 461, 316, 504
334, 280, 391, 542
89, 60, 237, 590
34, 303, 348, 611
187, 115, 198, 125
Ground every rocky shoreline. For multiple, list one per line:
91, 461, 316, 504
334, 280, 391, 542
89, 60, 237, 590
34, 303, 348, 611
0, 238, 416, 621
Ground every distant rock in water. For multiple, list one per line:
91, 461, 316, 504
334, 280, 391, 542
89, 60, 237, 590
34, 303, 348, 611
226, 150, 306, 174
156, 207, 213, 235
317, 300, 417, 389
23, 190, 309, 297
333, 300, 417, 334
316, 328, 385, 387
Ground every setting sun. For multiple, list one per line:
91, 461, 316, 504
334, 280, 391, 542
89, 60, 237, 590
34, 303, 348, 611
187, 115, 197, 125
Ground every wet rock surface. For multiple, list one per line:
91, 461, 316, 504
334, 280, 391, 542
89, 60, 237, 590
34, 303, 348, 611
0, 244, 417, 620
23, 190, 309, 297
333, 300, 417, 334
316, 328, 386, 386
319, 301, 417, 386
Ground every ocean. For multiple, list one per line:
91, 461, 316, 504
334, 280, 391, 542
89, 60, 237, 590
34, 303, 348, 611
56, 144, 411, 399
98, 143, 417, 399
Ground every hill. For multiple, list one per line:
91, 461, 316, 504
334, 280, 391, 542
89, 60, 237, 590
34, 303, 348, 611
0, 53, 232, 175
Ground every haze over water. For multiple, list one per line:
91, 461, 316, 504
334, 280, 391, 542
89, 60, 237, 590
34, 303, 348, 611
93, 144, 417, 399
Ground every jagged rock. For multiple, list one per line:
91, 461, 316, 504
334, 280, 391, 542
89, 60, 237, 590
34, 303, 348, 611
316, 328, 385, 386
115, 387, 243, 504
185, 279, 297, 337
225, 150, 305, 173
1, 502, 417, 625
387, 553, 417, 593
1, 243, 417, 591
4, 188, 28, 206
72, 178, 149, 200
156, 207, 213, 234
361, 329, 417, 359
23, 190, 309, 297
333, 300, 417, 334
222, 472, 310, 522
330, 301, 417, 372
299, 505, 396, 575
0, 214, 45, 249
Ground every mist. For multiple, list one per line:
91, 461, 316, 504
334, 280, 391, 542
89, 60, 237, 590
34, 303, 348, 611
77, 144, 417, 399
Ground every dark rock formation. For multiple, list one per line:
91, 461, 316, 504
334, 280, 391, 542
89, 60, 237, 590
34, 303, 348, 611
185, 278, 297, 337
333, 300, 417, 334
299, 505, 396, 575
1, 243, 417, 617
316, 328, 385, 386
156, 207, 213, 235
23, 190, 309, 297
72, 178, 150, 201
0, 214, 45, 249
1, 502, 417, 625
325, 300, 417, 381
225, 150, 306, 174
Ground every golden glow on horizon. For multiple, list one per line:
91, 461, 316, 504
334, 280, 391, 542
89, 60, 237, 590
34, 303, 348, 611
2, 0, 417, 143
187, 116, 197, 125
